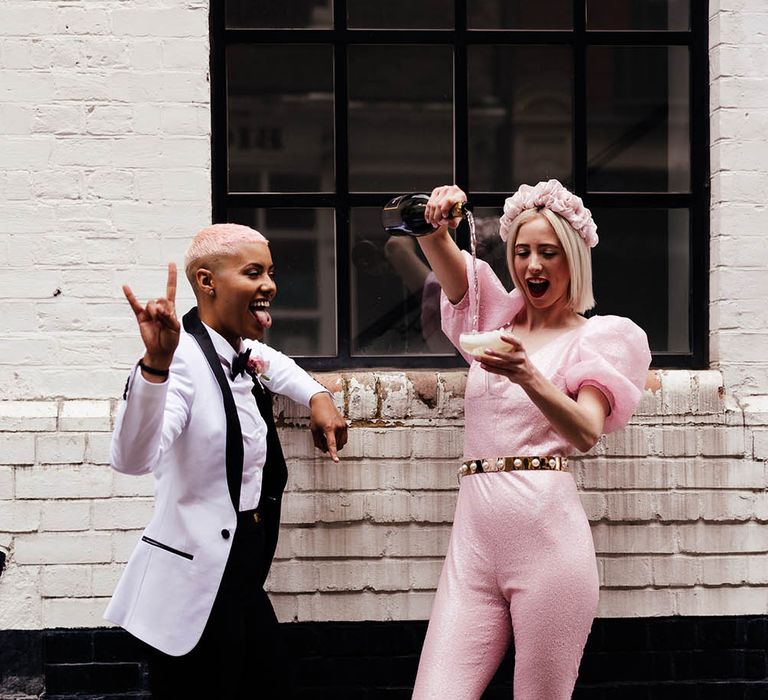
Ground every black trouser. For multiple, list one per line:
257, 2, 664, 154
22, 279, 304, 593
145, 510, 289, 699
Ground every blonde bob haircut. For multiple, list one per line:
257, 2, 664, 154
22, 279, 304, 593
184, 223, 269, 293
505, 207, 595, 313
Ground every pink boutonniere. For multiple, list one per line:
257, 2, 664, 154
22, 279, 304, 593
246, 356, 270, 382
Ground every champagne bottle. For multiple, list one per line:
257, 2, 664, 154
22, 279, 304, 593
381, 193, 468, 236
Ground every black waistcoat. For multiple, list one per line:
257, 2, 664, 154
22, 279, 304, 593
182, 308, 288, 584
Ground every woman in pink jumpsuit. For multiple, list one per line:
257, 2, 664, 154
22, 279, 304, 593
411, 182, 651, 699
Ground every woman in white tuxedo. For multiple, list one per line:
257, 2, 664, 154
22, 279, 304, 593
106, 223, 347, 698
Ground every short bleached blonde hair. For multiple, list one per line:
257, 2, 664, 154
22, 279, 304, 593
184, 223, 269, 291
505, 208, 595, 313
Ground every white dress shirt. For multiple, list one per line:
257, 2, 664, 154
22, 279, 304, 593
202, 323, 269, 511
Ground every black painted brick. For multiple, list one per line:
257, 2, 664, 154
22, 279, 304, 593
747, 618, 768, 649
648, 617, 698, 652
673, 650, 746, 681
92, 629, 146, 663
580, 650, 673, 684
745, 683, 768, 700
45, 662, 143, 695
44, 695, 150, 700
45, 629, 94, 664
597, 618, 652, 652
696, 617, 749, 650
0, 629, 44, 696
2, 617, 767, 698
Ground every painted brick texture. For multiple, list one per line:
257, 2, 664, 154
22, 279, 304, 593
710, 0, 768, 397
0, 0, 208, 402
1, 0, 768, 633
1, 371, 767, 629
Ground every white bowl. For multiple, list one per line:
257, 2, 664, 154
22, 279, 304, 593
458, 329, 511, 357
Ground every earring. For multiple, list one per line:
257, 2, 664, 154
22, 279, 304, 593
209, 289, 215, 297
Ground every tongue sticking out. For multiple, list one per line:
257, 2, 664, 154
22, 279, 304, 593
253, 308, 272, 329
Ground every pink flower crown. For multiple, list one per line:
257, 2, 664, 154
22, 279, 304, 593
498, 179, 599, 248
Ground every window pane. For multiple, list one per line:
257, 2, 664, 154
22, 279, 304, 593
348, 45, 453, 192
469, 46, 573, 192
227, 208, 337, 356
587, 46, 689, 192
468, 0, 571, 29
227, 45, 334, 193
588, 0, 689, 30
350, 208, 456, 356
348, 0, 453, 28
226, 0, 332, 28
591, 208, 689, 353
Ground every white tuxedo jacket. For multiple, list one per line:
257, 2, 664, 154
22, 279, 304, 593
104, 309, 325, 656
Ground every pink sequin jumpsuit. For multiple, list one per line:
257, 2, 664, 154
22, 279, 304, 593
412, 254, 651, 700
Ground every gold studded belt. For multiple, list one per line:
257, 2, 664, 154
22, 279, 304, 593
458, 456, 568, 481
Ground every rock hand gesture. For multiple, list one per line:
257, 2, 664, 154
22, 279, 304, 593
122, 263, 181, 382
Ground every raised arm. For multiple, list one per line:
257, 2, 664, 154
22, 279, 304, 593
122, 263, 180, 381
416, 184, 471, 304
112, 263, 189, 475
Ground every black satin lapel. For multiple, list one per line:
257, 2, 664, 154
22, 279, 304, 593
252, 383, 288, 503
251, 380, 288, 584
182, 307, 243, 512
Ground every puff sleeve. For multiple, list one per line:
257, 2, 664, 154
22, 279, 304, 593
440, 251, 524, 364
564, 316, 651, 434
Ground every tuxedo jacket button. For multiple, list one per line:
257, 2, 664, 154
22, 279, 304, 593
221, 529, 230, 539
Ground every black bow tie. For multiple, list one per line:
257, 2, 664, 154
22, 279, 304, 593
231, 347, 251, 380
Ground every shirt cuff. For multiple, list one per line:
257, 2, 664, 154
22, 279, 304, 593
126, 364, 170, 401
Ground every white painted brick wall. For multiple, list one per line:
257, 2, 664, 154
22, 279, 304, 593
0, 0, 206, 405
2, 370, 768, 629
258, 368, 757, 622
1, 1, 768, 631
710, 0, 768, 397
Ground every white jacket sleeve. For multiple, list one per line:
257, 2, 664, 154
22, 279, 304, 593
246, 340, 328, 407
110, 352, 193, 475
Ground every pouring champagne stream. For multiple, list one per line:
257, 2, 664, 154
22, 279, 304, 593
381, 193, 508, 356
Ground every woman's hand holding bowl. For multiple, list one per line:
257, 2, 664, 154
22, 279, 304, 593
476, 333, 537, 387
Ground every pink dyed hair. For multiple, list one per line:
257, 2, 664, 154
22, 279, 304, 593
184, 223, 269, 289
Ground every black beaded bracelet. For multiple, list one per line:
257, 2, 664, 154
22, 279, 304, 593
138, 359, 170, 377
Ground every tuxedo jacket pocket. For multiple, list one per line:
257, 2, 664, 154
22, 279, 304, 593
141, 535, 194, 560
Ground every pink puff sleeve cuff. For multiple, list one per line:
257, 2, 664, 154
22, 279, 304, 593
564, 316, 651, 434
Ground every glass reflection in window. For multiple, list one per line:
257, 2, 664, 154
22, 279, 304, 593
587, 0, 689, 30
348, 45, 453, 192
350, 207, 457, 356
227, 44, 334, 193
348, 0, 453, 28
468, 0, 571, 29
587, 46, 690, 192
469, 46, 573, 192
226, 0, 333, 28
591, 208, 689, 353
467, 207, 513, 292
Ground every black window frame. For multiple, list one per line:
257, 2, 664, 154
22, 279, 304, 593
210, 0, 709, 371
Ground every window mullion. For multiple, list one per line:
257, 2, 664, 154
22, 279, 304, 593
334, 0, 350, 362
573, 0, 587, 196
689, 0, 710, 368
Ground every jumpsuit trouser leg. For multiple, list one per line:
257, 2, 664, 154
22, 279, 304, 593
413, 472, 599, 700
